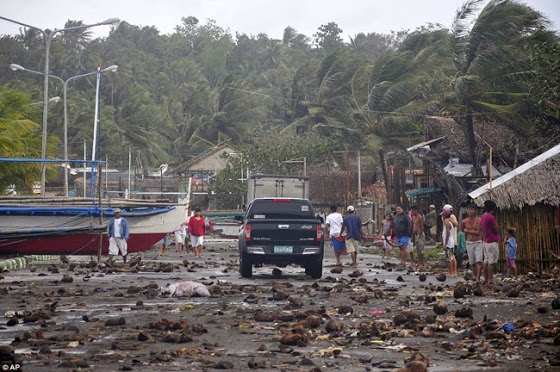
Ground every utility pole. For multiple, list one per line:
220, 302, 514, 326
345, 152, 350, 205
357, 150, 361, 201
333, 150, 358, 207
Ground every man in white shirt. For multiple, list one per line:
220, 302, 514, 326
326, 205, 344, 266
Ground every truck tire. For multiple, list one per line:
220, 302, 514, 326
239, 252, 252, 278
305, 257, 322, 279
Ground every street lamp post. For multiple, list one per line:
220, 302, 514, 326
31, 96, 61, 105
10, 64, 118, 196
0, 16, 120, 196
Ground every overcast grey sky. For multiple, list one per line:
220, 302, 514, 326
1, 0, 558, 41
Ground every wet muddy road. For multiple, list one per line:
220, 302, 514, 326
1, 240, 559, 371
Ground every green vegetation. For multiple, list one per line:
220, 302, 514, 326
0, 0, 558, 185
0, 88, 57, 190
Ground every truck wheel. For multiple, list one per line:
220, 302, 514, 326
239, 252, 252, 278
305, 257, 322, 279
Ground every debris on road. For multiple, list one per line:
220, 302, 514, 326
160, 281, 211, 297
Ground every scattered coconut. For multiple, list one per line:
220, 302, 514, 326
330, 267, 343, 274
454, 307, 473, 318
105, 317, 126, 327
337, 305, 353, 315
325, 319, 343, 333
304, 315, 323, 328
453, 286, 466, 299
433, 302, 448, 315
348, 270, 363, 278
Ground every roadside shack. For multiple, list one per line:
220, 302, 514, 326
465, 143, 560, 274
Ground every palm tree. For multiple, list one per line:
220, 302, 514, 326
187, 74, 267, 149
449, 0, 549, 175
60, 20, 93, 49
367, 28, 454, 139
0, 88, 57, 190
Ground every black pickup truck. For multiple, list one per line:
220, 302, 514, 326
237, 198, 324, 278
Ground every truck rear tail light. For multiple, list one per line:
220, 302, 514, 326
316, 225, 323, 242
273, 198, 290, 203
245, 224, 252, 242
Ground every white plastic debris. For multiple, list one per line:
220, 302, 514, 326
160, 281, 210, 297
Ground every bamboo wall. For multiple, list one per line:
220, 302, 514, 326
497, 204, 560, 274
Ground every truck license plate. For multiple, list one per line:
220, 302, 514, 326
274, 246, 293, 254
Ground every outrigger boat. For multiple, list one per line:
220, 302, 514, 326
0, 196, 188, 255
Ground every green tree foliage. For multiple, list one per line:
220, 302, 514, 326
525, 38, 560, 136
367, 27, 454, 139
0, 88, 57, 190
210, 131, 334, 209
0, 1, 557, 178
448, 0, 552, 175
313, 22, 344, 52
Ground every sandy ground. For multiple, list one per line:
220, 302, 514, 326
0, 239, 559, 372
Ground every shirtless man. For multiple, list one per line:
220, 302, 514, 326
462, 204, 483, 284
411, 206, 425, 267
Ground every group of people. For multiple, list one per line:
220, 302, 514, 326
378, 204, 430, 268
325, 200, 518, 284
462, 200, 518, 284
325, 205, 364, 268
106, 207, 208, 265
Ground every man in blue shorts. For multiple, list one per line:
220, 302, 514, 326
340, 205, 363, 267
392, 204, 412, 266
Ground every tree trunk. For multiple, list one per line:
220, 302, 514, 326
379, 149, 390, 202
465, 112, 482, 176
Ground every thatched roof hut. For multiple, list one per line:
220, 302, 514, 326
468, 143, 560, 209
466, 143, 560, 274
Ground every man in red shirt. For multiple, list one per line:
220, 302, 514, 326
188, 208, 206, 258
481, 200, 500, 285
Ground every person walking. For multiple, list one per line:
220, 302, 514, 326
462, 204, 483, 284
380, 213, 394, 258
411, 206, 425, 267
392, 204, 412, 267
340, 206, 363, 268
173, 218, 190, 257
426, 205, 437, 243
107, 208, 129, 266
188, 208, 206, 258
326, 205, 345, 266
442, 209, 457, 276
481, 200, 500, 285
442, 204, 458, 248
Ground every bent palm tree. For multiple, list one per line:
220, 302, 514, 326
449, 0, 549, 175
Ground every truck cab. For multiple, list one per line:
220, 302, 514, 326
238, 198, 323, 278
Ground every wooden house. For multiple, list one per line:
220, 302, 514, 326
170, 145, 236, 190
467, 143, 560, 273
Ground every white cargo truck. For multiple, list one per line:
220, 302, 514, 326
247, 174, 309, 202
